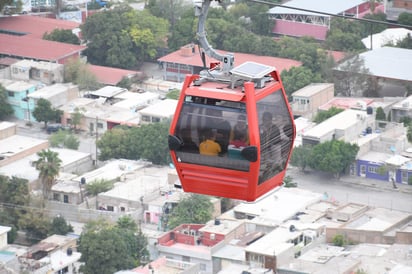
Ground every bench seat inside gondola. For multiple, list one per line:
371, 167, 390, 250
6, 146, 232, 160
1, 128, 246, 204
176, 152, 250, 172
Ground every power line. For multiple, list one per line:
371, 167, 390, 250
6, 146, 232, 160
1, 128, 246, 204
249, 0, 412, 29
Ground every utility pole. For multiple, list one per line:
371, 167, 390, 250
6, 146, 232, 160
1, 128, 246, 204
95, 116, 98, 166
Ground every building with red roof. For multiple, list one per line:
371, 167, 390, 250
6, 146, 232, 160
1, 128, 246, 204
88, 64, 142, 86
0, 15, 80, 39
0, 15, 85, 64
158, 44, 302, 82
0, 33, 86, 64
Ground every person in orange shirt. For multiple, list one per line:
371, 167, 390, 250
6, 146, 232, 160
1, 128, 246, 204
199, 129, 221, 156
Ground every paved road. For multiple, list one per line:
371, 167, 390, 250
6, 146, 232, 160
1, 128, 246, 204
286, 167, 412, 213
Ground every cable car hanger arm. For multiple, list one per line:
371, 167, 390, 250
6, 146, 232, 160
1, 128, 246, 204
195, 0, 235, 75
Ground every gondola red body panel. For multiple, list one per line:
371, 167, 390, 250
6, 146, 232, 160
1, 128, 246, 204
168, 63, 296, 202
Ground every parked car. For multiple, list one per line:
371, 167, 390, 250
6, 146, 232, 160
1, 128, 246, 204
47, 123, 69, 134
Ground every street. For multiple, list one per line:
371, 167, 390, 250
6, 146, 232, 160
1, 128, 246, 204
286, 167, 412, 213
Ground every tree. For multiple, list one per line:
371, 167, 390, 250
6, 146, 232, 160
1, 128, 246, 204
0, 0, 14, 12
49, 215, 74, 236
97, 121, 170, 165
18, 210, 51, 243
333, 55, 371, 97
0, 84, 13, 120
397, 12, 412, 27
375, 107, 386, 121
78, 218, 148, 274
290, 145, 313, 172
81, 5, 168, 68
43, 29, 80, 45
33, 149, 62, 201
64, 58, 100, 90
70, 107, 84, 132
32, 98, 61, 128
0, 175, 30, 242
85, 179, 114, 209
313, 107, 344, 124
281, 66, 320, 99
308, 140, 359, 178
167, 194, 213, 229
49, 130, 80, 150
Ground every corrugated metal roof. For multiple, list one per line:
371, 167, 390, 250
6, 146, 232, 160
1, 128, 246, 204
336, 47, 412, 81
362, 28, 412, 49
268, 0, 367, 16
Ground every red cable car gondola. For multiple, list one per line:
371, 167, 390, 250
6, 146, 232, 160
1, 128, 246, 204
168, 0, 296, 202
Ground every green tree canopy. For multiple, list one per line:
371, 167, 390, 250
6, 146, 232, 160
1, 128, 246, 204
49, 215, 74, 236
81, 5, 169, 68
78, 218, 148, 274
32, 98, 62, 128
308, 140, 359, 178
375, 106, 386, 121
97, 121, 170, 165
281, 66, 321, 99
49, 130, 80, 150
313, 107, 344, 124
167, 194, 213, 229
290, 145, 313, 172
43, 29, 80, 45
0, 175, 30, 240
397, 12, 412, 26
0, 84, 14, 120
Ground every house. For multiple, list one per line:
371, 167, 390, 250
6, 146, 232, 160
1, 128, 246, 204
0, 121, 17, 140
129, 256, 200, 273
390, 95, 412, 123
19, 234, 81, 274
96, 165, 172, 213
10, 59, 65, 84
0, 145, 93, 190
88, 64, 142, 86
0, 15, 80, 39
0, 79, 37, 120
158, 44, 302, 82
291, 83, 335, 119
268, 0, 381, 40
0, 226, 11, 249
334, 47, 412, 97
0, 134, 49, 168
362, 28, 412, 50
138, 99, 178, 124
28, 83, 79, 116
301, 108, 375, 146
156, 223, 226, 273
0, 33, 86, 64
0, 16, 85, 64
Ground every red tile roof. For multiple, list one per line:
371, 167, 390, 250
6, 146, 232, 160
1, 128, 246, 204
158, 45, 302, 73
0, 33, 86, 63
0, 15, 80, 39
88, 64, 142, 86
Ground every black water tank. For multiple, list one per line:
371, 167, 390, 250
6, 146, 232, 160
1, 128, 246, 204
214, 219, 221, 225
367, 106, 373, 115
366, 127, 372, 134
67, 247, 73, 256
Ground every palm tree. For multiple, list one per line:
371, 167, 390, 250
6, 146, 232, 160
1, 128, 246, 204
33, 149, 62, 202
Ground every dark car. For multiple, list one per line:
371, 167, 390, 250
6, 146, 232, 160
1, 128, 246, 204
47, 123, 68, 134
